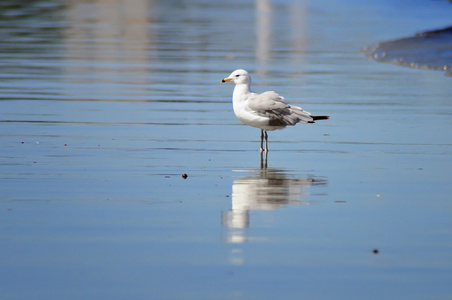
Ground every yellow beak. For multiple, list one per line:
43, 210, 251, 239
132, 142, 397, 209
221, 77, 231, 83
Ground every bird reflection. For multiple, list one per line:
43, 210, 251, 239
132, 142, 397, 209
223, 160, 327, 244
260, 150, 268, 169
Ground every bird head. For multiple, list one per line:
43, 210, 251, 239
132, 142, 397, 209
221, 69, 251, 85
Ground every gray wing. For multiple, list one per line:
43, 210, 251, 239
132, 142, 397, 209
247, 91, 313, 126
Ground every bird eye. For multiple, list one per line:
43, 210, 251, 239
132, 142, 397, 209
235, 74, 240, 77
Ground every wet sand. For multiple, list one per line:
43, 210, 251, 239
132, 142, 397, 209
1, 1, 452, 299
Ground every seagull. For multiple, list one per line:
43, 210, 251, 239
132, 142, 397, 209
221, 69, 329, 152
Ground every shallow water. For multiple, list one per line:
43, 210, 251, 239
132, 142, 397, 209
1, 0, 452, 299
364, 26, 452, 76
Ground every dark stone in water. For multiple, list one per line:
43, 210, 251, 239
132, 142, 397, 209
363, 26, 452, 76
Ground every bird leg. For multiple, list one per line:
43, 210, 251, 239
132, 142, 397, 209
264, 131, 268, 152
260, 130, 269, 152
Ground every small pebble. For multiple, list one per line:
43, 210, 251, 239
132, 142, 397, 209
182, 173, 188, 179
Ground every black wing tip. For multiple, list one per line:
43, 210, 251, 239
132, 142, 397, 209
312, 115, 330, 121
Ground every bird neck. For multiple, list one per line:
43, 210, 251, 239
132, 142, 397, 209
233, 83, 251, 101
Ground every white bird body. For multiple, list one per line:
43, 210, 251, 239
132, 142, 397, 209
222, 69, 329, 151
233, 91, 276, 131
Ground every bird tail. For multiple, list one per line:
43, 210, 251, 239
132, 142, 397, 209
312, 115, 329, 121
308, 115, 329, 123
